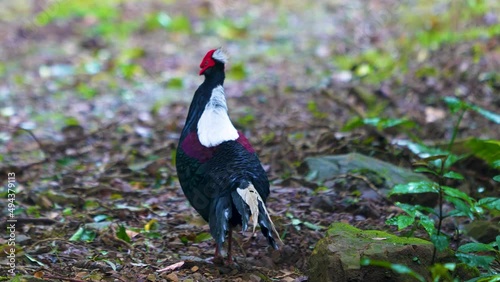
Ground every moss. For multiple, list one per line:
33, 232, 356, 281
327, 222, 432, 246
311, 223, 462, 281
454, 263, 481, 280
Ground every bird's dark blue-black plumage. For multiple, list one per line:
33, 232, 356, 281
175, 49, 280, 261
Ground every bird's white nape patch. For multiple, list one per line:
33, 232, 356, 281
197, 85, 238, 147
212, 48, 228, 64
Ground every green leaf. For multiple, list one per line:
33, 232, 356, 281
237, 113, 256, 127
354, 63, 371, 77
418, 215, 436, 236
414, 205, 438, 215
144, 231, 162, 239
156, 12, 171, 27
24, 253, 47, 267
493, 160, 500, 168
396, 215, 415, 230
385, 217, 398, 226
64, 116, 80, 126
443, 171, 464, 180
429, 263, 455, 282
456, 253, 495, 270
116, 224, 131, 243
471, 274, 500, 282
444, 196, 474, 219
69, 226, 96, 242
394, 140, 463, 168
421, 155, 449, 162
443, 96, 467, 113
431, 233, 449, 252
76, 83, 97, 99
470, 104, 500, 124
144, 12, 172, 30
167, 77, 184, 89
194, 232, 212, 243
477, 197, 500, 210
103, 259, 117, 271
464, 139, 500, 167
442, 186, 474, 206
227, 62, 247, 81
212, 18, 248, 39
342, 116, 364, 131
168, 15, 192, 33
303, 221, 325, 231
493, 175, 500, 182
119, 63, 143, 80
93, 214, 109, 222
179, 235, 188, 245
360, 258, 425, 282
362, 117, 415, 130
414, 167, 438, 176
390, 181, 438, 195
394, 202, 418, 217
62, 207, 73, 216
458, 242, 495, 253
415, 66, 438, 78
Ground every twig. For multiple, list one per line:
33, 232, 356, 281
29, 237, 77, 248
41, 274, 86, 282
13, 125, 51, 159
320, 89, 366, 119
0, 217, 56, 229
334, 173, 386, 199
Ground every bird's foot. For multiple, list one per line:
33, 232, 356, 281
212, 255, 225, 265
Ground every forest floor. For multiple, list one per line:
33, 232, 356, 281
0, 0, 499, 281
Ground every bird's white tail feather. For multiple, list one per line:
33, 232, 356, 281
236, 184, 281, 242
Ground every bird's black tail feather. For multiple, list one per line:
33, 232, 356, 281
257, 200, 279, 249
232, 182, 281, 249
209, 195, 232, 249
209, 182, 281, 250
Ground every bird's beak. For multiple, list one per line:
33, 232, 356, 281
199, 67, 207, 75
199, 50, 217, 75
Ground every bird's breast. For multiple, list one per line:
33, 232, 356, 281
180, 131, 255, 163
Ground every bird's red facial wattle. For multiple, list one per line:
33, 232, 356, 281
199, 49, 217, 75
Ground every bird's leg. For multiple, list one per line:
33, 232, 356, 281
215, 243, 220, 258
227, 226, 233, 264
213, 243, 225, 265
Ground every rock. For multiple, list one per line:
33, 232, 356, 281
166, 273, 178, 282
304, 153, 438, 206
464, 219, 500, 243
304, 153, 430, 190
244, 273, 262, 282
311, 195, 336, 213
307, 223, 452, 282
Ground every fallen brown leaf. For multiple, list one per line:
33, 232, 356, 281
157, 261, 185, 273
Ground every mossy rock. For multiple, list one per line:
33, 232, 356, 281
464, 220, 500, 243
304, 153, 430, 190
308, 223, 455, 282
303, 153, 437, 206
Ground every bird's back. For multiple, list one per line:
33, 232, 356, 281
176, 130, 269, 222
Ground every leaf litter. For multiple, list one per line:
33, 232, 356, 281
0, 0, 499, 281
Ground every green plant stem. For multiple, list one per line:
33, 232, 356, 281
432, 155, 448, 264
433, 107, 466, 263
437, 158, 446, 237
446, 108, 466, 152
